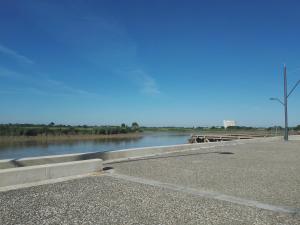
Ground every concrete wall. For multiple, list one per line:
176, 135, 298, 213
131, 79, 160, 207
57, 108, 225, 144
0, 136, 280, 170
0, 142, 220, 169
65, 137, 279, 163
0, 159, 103, 187
0, 152, 97, 169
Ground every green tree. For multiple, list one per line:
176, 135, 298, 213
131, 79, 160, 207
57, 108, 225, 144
131, 122, 139, 131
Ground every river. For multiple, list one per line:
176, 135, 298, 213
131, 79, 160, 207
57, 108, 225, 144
0, 132, 191, 160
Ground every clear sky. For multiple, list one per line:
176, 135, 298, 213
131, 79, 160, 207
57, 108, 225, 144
0, 0, 299, 127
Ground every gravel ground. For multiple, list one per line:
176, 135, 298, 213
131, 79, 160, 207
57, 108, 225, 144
110, 140, 300, 208
0, 175, 299, 225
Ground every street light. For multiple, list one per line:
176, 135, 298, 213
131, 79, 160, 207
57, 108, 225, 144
269, 97, 284, 106
270, 65, 300, 141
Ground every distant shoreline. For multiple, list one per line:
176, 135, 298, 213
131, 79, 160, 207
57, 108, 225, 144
0, 133, 143, 144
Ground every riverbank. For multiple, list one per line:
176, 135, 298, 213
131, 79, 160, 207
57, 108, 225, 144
0, 133, 143, 144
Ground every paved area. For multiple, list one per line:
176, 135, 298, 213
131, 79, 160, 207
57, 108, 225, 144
1, 137, 300, 224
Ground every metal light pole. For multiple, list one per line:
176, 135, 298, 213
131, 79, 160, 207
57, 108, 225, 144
270, 64, 300, 141
283, 65, 288, 141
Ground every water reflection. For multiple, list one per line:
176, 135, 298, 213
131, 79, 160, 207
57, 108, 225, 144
0, 132, 190, 160
0, 137, 142, 150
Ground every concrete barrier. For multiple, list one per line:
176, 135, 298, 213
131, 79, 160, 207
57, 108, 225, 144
0, 136, 281, 170
0, 142, 223, 169
0, 159, 103, 187
0, 152, 97, 169
94, 137, 277, 163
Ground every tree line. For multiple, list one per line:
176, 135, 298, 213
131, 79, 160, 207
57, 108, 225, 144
0, 122, 141, 136
1, 123, 299, 136
143, 125, 300, 132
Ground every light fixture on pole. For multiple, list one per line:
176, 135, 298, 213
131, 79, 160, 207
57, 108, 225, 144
270, 65, 300, 141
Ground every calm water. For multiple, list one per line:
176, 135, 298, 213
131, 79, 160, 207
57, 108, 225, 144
0, 132, 191, 160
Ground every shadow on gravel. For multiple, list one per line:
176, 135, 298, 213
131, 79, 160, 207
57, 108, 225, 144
103, 166, 114, 171
218, 152, 234, 154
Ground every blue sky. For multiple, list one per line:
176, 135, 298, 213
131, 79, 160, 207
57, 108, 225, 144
0, 0, 299, 127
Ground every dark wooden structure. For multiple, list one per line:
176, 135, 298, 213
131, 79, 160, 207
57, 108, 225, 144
188, 134, 267, 143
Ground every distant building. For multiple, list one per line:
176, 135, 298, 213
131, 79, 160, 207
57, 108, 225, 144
223, 120, 236, 129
